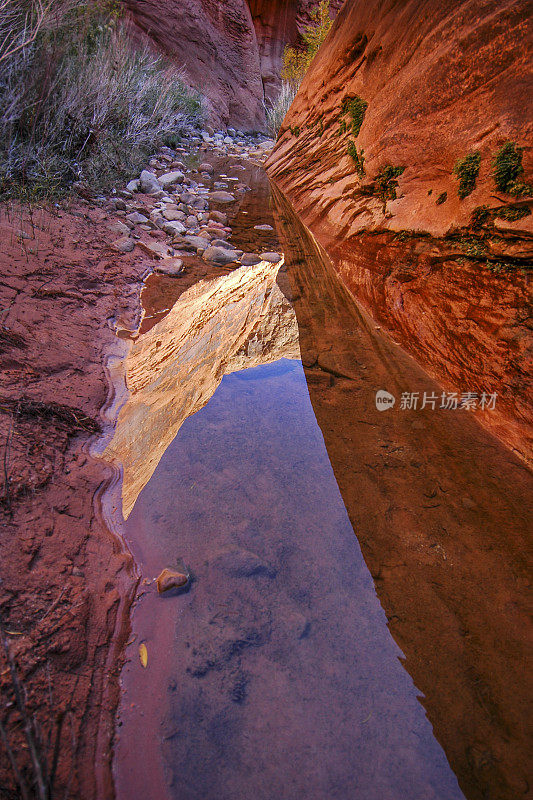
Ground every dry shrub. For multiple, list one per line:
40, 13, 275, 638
0, 0, 203, 198
266, 81, 297, 139
265, 0, 333, 137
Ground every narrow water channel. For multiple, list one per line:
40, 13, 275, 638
103, 160, 532, 800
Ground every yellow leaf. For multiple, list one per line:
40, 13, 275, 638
139, 642, 148, 668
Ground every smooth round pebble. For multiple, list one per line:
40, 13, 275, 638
260, 252, 282, 263
240, 253, 262, 266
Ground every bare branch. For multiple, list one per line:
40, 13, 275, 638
0, 714, 31, 800
0, 0, 52, 65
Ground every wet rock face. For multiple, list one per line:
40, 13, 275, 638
123, 0, 341, 130
267, 0, 533, 462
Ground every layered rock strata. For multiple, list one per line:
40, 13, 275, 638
267, 0, 533, 462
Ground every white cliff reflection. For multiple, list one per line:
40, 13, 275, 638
105, 259, 299, 518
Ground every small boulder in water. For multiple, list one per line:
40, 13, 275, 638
209, 191, 235, 204
155, 258, 184, 277
203, 246, 240, 266
185, 235, 210, 252
209, 210, 228, 224
156, 567, 189, 594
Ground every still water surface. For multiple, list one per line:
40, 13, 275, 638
105, 157, 532, 800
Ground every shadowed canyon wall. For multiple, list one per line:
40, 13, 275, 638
123, 0, 341, 130
267, 0, 533, 462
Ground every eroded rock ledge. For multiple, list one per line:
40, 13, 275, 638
267, 0, 532, 462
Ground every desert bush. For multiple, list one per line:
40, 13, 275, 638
453, 151, 481, 199
492, 141, 532, 197
0, 0, 203, 198
0, 0, 51, 64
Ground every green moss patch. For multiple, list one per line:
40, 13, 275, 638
341, 95, 368, 137
347, 141, 365, 176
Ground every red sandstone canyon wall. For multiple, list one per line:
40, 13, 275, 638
267, 0, 533, 462
123, 0, 341, 131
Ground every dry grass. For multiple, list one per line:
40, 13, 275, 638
266, 81, 297, 139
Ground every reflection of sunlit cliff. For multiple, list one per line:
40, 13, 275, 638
104, 260, 299, 519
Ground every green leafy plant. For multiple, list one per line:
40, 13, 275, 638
493, 141, 523, 192
453, 151, 481, 199
495, 205, 531, 221
375, 165, 405, 207
342, 95, 368, 137
347, 141, 365, 176
492, 141, 532, 197
470, 203, 531, 228
471, 205, 490, 228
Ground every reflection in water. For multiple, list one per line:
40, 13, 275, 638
271, 183, 533, 800
116, 358, 465, 800
105, 259, 299, 518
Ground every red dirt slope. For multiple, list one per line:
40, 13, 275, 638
0, 203, 144, 799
